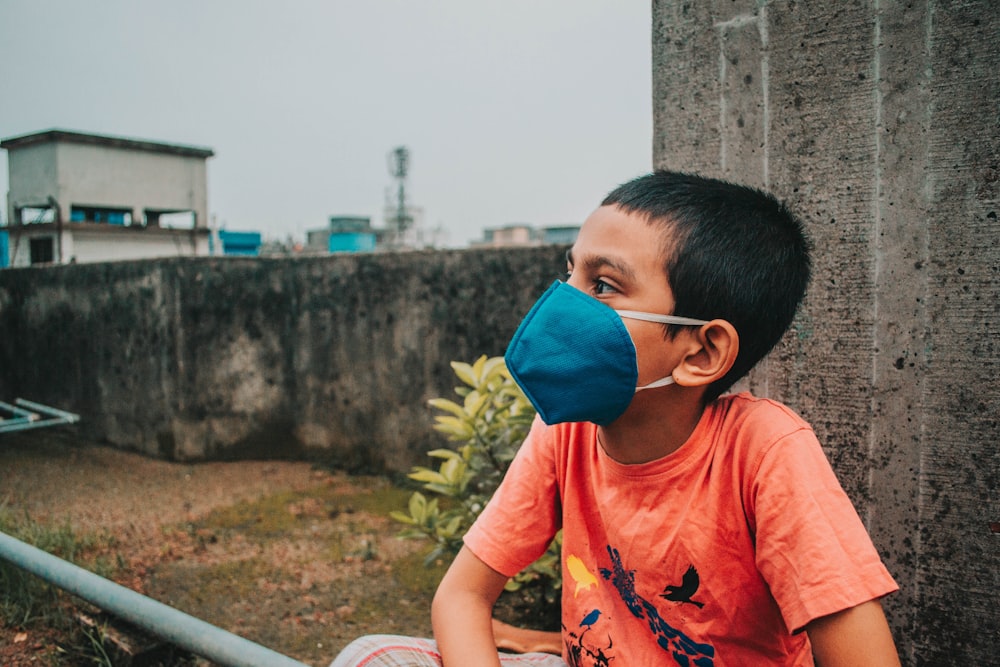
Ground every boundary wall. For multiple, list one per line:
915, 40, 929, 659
0, 247, 564, 472
650, 1, 998, 663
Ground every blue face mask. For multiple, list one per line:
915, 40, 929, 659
504, 280, 709, 426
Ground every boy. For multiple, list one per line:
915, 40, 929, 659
331, 171, 900, 666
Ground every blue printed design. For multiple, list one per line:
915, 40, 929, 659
563, 609, 614, 667
598, 546, 715, 667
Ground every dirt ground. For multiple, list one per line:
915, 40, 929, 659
0, 428, 443, 666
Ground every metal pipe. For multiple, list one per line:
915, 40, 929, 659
0, 531, 312, 667
14, 398, 81, 423
0, 417, 79, 434
0, 400, 37, 419
0, 399, 81, 434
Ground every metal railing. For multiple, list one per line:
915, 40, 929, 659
0, 530, 312, 667
0, 398, 80, 434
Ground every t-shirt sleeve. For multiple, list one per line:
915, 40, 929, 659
463, 416, 562, 578
748, 425, 899, 633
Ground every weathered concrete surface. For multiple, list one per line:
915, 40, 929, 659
653, 1, 998, 664
0, 247, 565, 472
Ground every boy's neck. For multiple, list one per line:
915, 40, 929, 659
597, 391, 708, 464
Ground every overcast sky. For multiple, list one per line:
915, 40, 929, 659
0, 1, 652, 247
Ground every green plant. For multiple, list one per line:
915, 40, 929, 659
0, 504, 85, 627
80, 622, 114, 667
0, 503, 125, 663
391, 356, 562, 625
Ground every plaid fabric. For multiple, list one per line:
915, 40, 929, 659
329, 635, 568, 667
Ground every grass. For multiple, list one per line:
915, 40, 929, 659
177, 476, 442, 596
394, 545, 449, 596
196, 477, 413, 533
143, 476, 443, 664
0, 503, 126, 665
79, 623, 115, 667
1, 476, 452, 665
0, 504, 89, 626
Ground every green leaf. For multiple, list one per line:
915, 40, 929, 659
437, 515, 463, 538
463, 391, 488, 417
408, 492, 427, 522
469, 354, 489, 381
438, 457, 466, 485
427, 448, 463, 461
451, 361, 478, 388
388, 510, 416, 525
408, 469, 447, 485
397, 527, 428, 540
480, 356, 508, 382
428, 398, 467, 418
422, 483, 460, 497
432, 416, 475, 440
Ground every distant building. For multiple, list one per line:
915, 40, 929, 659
307, 215, 378, 254
215, 230, 263, 256
474, 224, 579, 248
1, 129, 214, 267
480, 224, 535, 247
540, 225, 580, 245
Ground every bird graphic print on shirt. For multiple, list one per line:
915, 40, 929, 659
661, 564, 706, 608
567, 554, 599, 597
563, 546, 715, 667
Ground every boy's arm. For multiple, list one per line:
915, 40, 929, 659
432, 545, 510, 667
805, 599, 901, 667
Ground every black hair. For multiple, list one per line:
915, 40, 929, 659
601, 170, 812, 401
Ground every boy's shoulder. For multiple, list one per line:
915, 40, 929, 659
708, 391, 819, 461
712, 391, 811, 427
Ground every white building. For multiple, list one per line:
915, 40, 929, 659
473, 224, 580, 248
1, 129, 214, 266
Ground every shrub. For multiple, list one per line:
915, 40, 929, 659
391, 355, 561, 627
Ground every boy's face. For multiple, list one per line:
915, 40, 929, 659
566, 205, 686, 393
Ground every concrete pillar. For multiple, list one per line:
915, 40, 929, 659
652, 1, 999, 664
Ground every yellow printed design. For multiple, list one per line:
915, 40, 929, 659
566, 554, 598, 598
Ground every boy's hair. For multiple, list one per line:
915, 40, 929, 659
601, 170, 811, 401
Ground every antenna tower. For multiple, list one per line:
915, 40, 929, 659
387, 146, 413, 237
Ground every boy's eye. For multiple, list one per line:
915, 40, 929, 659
594, 279, 617, 295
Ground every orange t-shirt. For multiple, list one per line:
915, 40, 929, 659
464, 393, 898, 666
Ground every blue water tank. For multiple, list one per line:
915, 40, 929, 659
0, 231, 8, 268
329, 233, 376, 253
219, 230, 262, 256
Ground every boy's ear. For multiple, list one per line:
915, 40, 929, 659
672, 320, 739, 388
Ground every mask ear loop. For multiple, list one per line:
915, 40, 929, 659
617, 311, 710, 393
635, 375, 675, 392
616, 311, 709, 327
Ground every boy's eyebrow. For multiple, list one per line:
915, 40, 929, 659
566, 248, 636, 282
